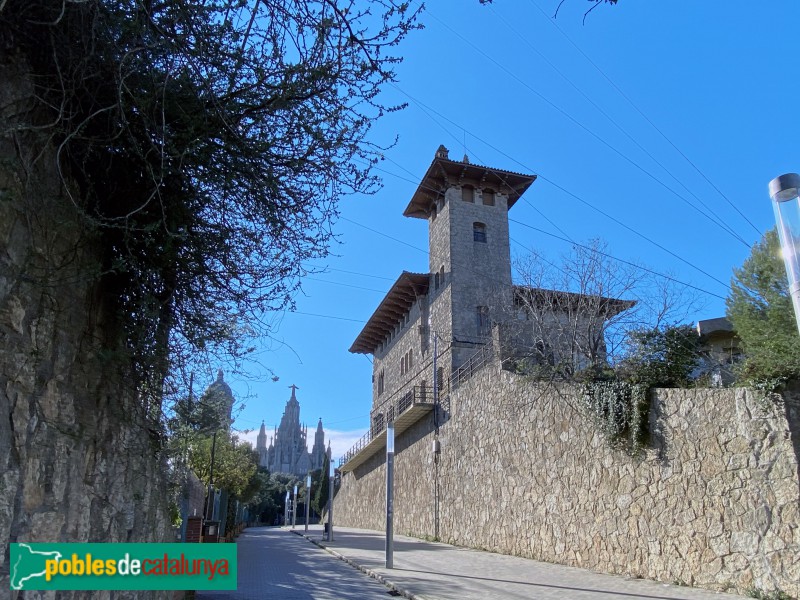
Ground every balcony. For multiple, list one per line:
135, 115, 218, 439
338, 385, 435, 472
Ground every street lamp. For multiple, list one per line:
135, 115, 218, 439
769, 172, 800, 333
292, 484, 298, 529
385, 416, 395, 569
304, 474, 311, 534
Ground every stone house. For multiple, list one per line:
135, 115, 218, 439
344, 146, 633, 462
695, 317, 742, 386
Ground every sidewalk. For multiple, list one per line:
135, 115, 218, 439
291, 525, 744, 600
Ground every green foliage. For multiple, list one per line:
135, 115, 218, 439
746, 587, 795, 600
187, 433, 259, 501
312, 455, 331, 516
581, 379, 649, 454
0, 0, 421, 408
727, 229, 800, 388
580, 323, 702, 454
618, 324, 702, 388
246, 470, 302, 525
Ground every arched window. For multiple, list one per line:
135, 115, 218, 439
473, 222, 487, 243
462, 185, 474, 203
482, 189, 495, 206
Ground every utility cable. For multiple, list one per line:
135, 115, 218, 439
360, 156, 729, 299
421, 8, 750, 248
526, 0, 762, 238
486, 2, 750, 246
383, 84, 732, 291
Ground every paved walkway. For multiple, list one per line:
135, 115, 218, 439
196, 526, 398, 599
298, 525, 745, 600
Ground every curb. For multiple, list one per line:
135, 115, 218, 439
290, 530, 428, 600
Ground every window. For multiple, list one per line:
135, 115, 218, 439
477, 306, 490, 337
434, 271, 440, 290
378, 370, 385, 396
400, 349, 414, 376
462, 185, 474, 202
482, 189, 495, 206
473, 222, 487, 243
439, 265, 445, 285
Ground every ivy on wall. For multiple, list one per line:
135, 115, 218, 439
580, 380, 650, 455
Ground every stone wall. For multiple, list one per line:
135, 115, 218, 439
334, 359, 800, 597
1, 60, 170, 597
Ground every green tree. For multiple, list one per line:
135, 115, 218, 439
726, 229, 800, 386
312, 455, 331, 517
0, 0, 421, 413
618, 324, 702, 388
188, 434, 259, 500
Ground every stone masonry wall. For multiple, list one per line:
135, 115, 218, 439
1, 60, 170, 598
334, 360, 800, 597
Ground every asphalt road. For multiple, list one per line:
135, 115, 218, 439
196, 526, 397, 600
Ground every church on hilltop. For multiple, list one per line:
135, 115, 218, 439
256, 385, 328, 477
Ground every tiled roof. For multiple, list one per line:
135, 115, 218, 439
403, 154, 536, 219
349, 271, 430, 354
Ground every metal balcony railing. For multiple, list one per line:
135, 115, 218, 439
338, 385, 434, 468
338, 345, 496, 469
450, 344, 494, 390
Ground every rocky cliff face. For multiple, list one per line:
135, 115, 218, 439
0, 59, 170, 596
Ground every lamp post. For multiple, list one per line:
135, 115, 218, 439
304, 474, 311, 534
284, 490, 290, 527
327, 464, 335, 542
385, 416, 395, 569
769, 172, 800, 333
205, 429, 218, 521
292, 484, 298, 529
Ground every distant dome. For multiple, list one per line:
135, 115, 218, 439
202, 369, 234, 427
207, 369, 233, 398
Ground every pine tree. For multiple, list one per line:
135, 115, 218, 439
726, 229, 800, 386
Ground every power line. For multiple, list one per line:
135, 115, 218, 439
383, 84, 732, 291
341, 216, 429, 255
525, 0, 762, 238
304, 276, 388, 294
423, 7, 751, 248
509, 218, 727, 299
323, 267, 396, 282
363, 153, 730, 299
485, 2, 750, 246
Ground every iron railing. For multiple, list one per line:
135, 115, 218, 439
338, 345, 496, 468
338, 385, 434, 468
450, 344, 494, 390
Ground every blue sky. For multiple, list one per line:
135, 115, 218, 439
222, 1, 800, 459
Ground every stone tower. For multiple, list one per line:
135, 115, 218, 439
403, 145, 535, 371
202, 369, 235, 429
310, 418, 327, 469
349, 145, 536, 409
256, 421, 268, 465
